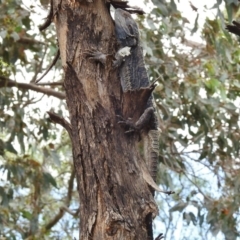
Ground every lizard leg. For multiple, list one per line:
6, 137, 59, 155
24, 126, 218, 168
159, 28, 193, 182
117, 107, 155, 133
117, 115, 135, 133
84, 49, 108, 65
113, 46, 131, 68
135, 107, 155, 129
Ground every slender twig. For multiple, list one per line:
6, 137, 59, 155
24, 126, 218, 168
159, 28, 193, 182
37, 81, 63, 86
30, 46, 48, 83
35, 49, 60, 83
47, 111, 72, 137
39, 0, 54, 31
0, 76, 65, 99
17, 37, 47, 45
22, 96, 44, 108
44, 169, 75, 231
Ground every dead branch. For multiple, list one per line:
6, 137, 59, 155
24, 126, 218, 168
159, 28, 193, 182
35, 49, 60, 83
17, 37, 47, 45
47, 111, 72, 137
0, 76, 65, 100
39, 0, 54, 31
37, 81, 63, 86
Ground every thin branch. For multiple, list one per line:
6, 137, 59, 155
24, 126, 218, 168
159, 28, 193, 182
47, 111, 72, 138
39, 0, 63, 31
37, 81, 63, 86
44, 169, 75, 231
183, 172, 213, 202
44, 209, 64, 231
30, 46, 48, 83
1, 218, 26, 236
155, 233, 164, 240
61, 206, 79, 217
35, 49, 60, 83
39, 0, 54, 31
22, 96, 44, 108
0, 76, 65, 99
66, 168, 75, 206
17, 37, 47, 45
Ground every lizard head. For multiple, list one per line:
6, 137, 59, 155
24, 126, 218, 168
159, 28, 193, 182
114, 8, 139, 47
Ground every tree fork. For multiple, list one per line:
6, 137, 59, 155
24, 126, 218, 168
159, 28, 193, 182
53, 0, 158, 239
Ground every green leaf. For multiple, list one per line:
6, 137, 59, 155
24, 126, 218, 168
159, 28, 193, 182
169, 201, 188, 213
205, 78, 221, 94
191, 13, 199, 34
21, 210, 32, 220
15, 26, 22, 33
5, 142, 17, 154
43, 172, 58, 189
22, 17, 30, 29
7, 8, 15, 14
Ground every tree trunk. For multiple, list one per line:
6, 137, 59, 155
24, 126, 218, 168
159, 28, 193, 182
53, 0, 158, 239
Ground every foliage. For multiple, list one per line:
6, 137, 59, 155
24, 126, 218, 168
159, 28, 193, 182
0, 0, 240, 239
0, 0, 76, 239
139, 0, 240, 239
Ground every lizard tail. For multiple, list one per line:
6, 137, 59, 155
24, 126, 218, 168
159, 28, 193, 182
143, 130, 160, 182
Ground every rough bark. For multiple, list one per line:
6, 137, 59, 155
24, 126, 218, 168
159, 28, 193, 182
53, 0, 158, 239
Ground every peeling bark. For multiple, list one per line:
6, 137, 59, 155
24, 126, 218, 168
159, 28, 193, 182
53, 0, 158, 239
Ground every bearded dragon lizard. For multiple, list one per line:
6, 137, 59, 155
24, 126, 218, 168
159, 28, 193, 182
114, 8, 160, 185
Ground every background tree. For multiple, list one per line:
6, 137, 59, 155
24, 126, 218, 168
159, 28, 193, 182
1, 0, 240, 239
